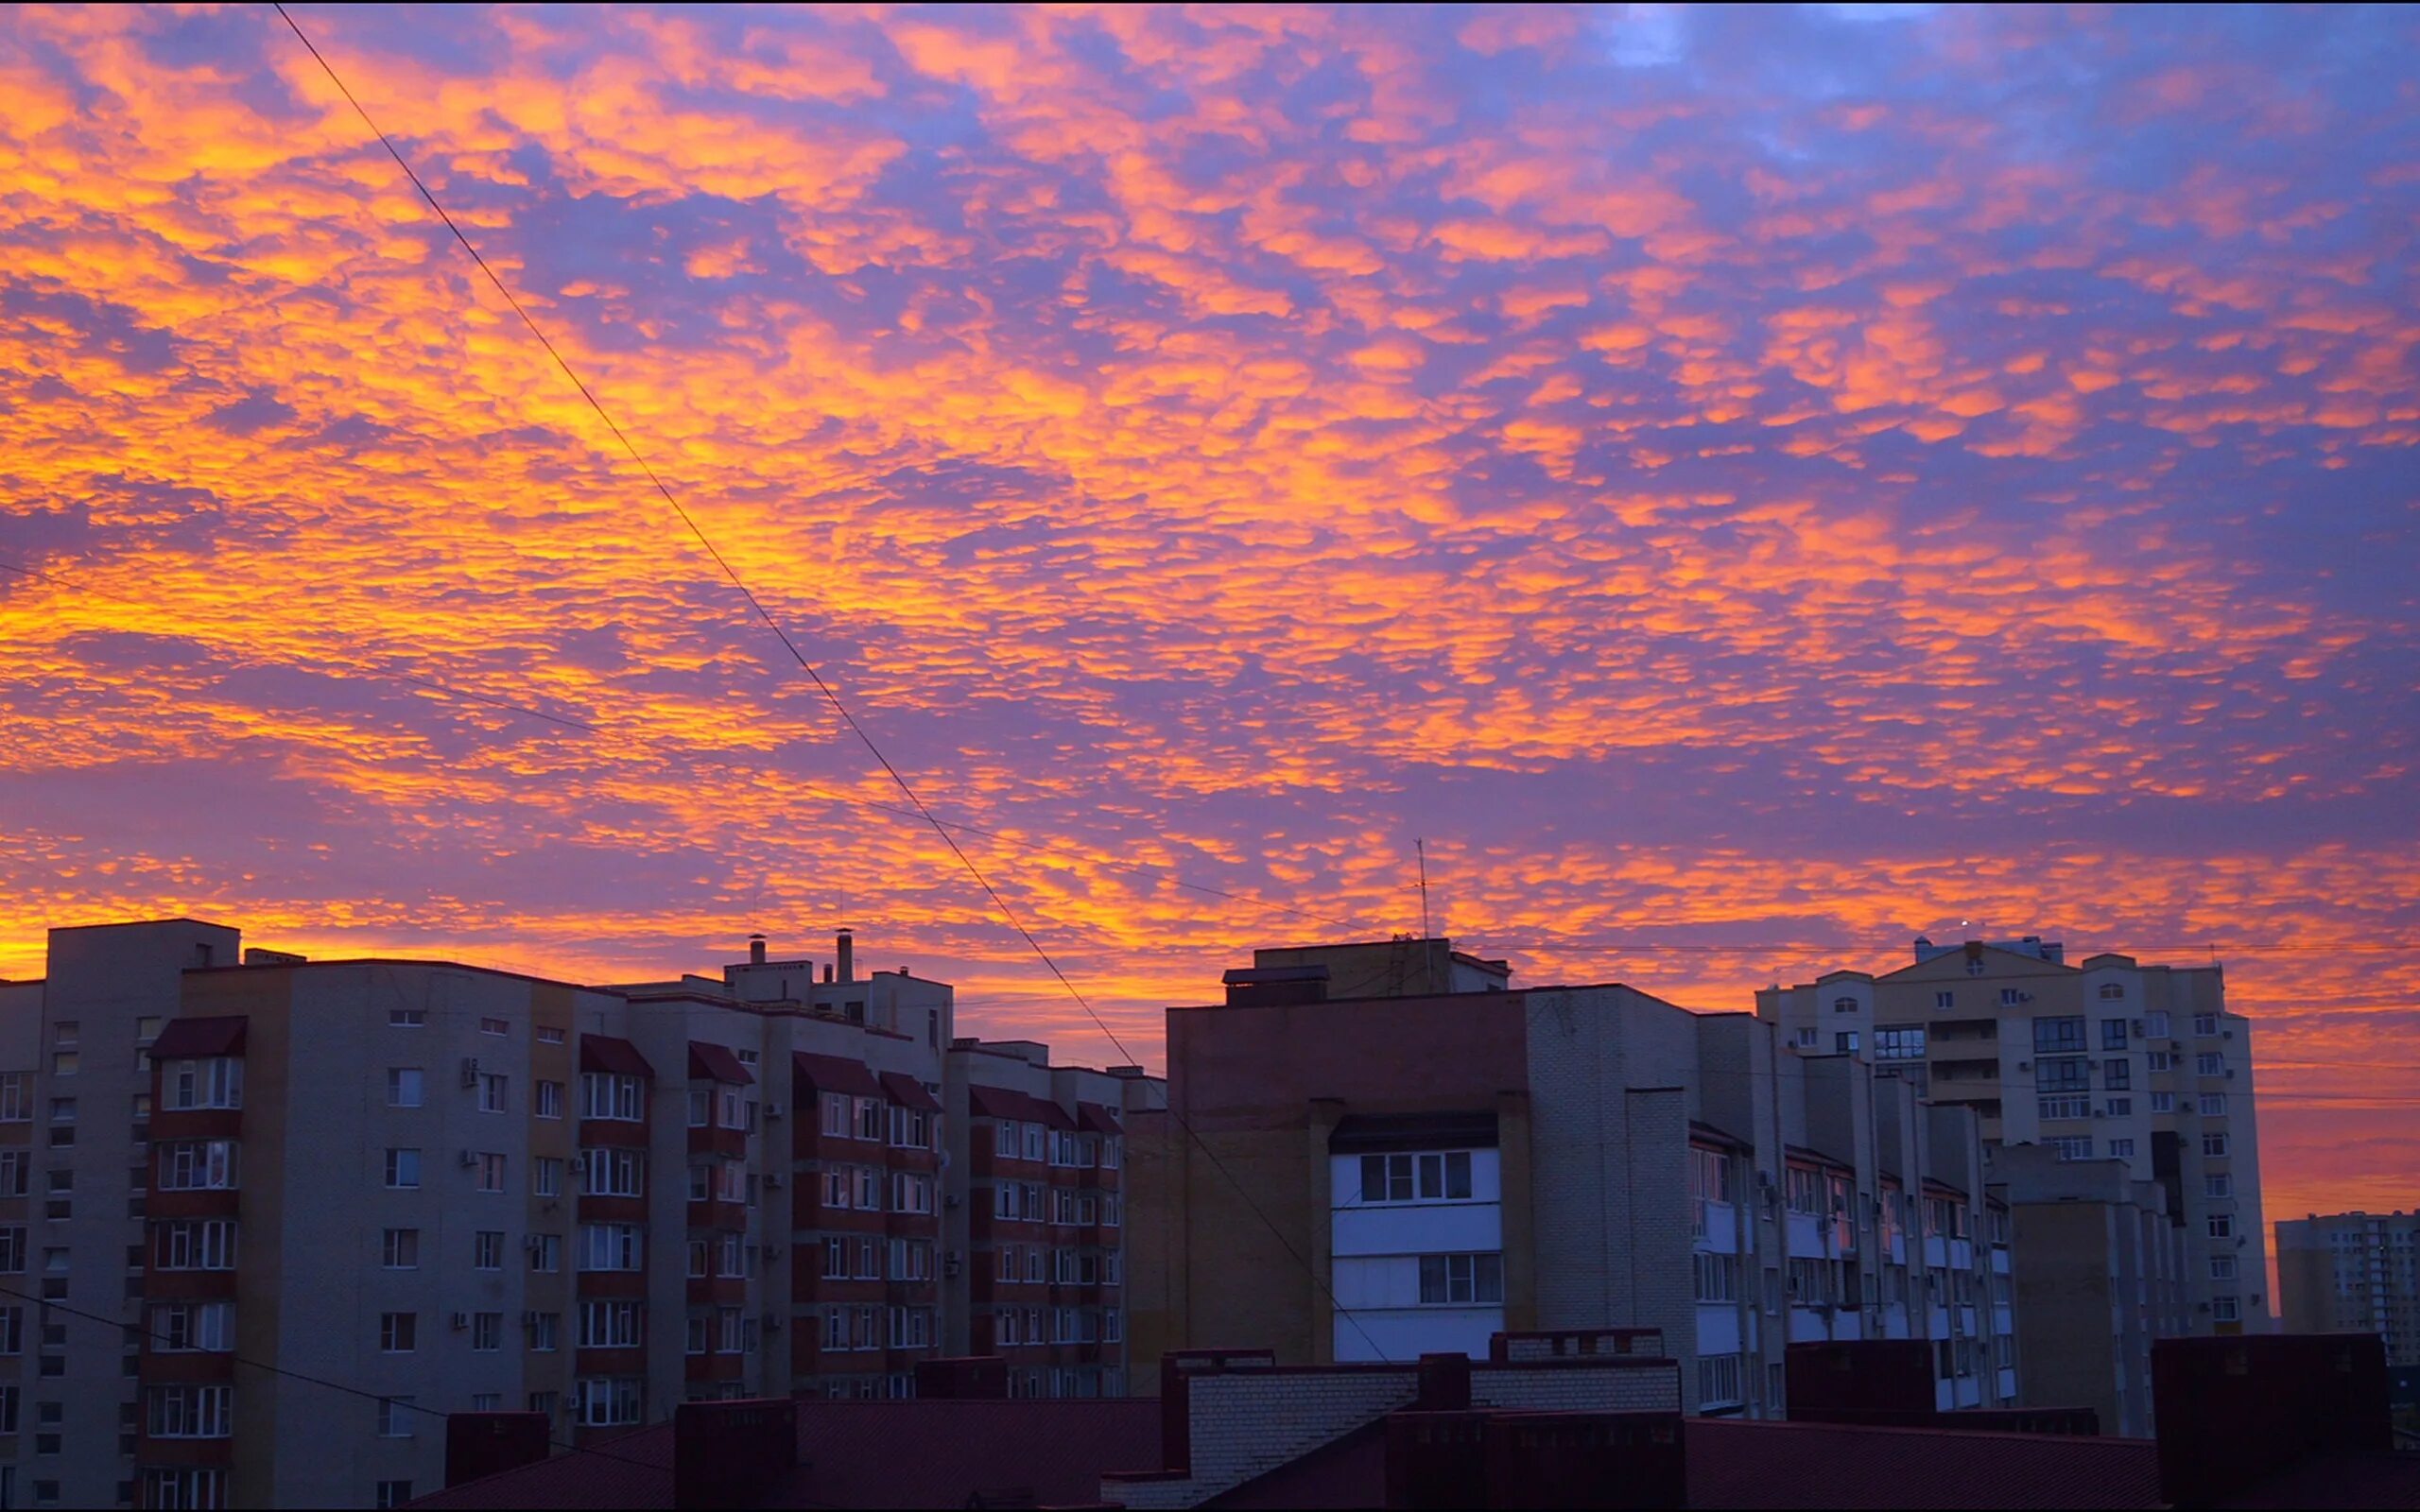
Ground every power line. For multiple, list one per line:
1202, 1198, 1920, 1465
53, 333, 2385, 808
269, 3, 1393, 1365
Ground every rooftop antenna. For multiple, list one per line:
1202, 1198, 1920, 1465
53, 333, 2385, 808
1417, 838, 1434, 992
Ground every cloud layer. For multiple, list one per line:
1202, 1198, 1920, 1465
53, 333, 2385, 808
2, 4, 2415, 1225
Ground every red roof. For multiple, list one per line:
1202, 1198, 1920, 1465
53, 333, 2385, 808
791, 1051, 882, 1099
579, 1036, 652, 1078
880, 1071, 941, 1112
150, 1016, 247, 1058
968, 1083, 1074, 1129
409, 1398, 1161, 1510
687, 1040, 752, 1086
1077, 1101, 1122, 1135
1201, 1417, 2166, 1510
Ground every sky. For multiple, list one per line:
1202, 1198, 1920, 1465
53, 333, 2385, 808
0, 4, 2414, 1230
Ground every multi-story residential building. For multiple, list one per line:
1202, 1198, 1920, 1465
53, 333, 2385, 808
1993, 1143, 2191, 1435
1757, 936, 2271, 1338
2279, 1211, 2420, 1366
1129, 937, 2016, 1419
941, 1039, 1161, 1400
0, 918, 1156, 1510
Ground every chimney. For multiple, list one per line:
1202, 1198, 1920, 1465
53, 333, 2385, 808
748, 934, 767, 967
673, 1399, 797, 1509
837, 929, 855, 984
444, 1412, 550, 1488
822, 963, 834, 984
1416, 1352, 1473, 1412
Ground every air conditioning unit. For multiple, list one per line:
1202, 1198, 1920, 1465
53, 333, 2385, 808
943, 1250, 962, 1279
458, 1150, 479, 1169
524, 1234, 545, 1252
764, 1246, 781, 1261
450, 1312, 470, 1331
763, 1313, 783, 1332
520, 1310, 538, 1327
943, 1194, 960, 1209
460, 1058, 480, 1089
764, 1174, 783, 1190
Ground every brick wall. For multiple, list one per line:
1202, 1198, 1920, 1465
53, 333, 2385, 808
1105, 1367, 1419, 1507
1472, 1364, 1682, 1414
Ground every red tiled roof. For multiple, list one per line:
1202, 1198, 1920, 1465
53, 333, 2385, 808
687, 1040, 753, 1086
968, 1083, 1075, 1129
150, 1016, 247, 1058
1077, 1100, 1122, 1135
881, 1071, 942, 1112
791, 1051, 882, 1098
579, 1035, 652, 1079
1201, 1416, 2165, 1511
409, 1398, 1161, 1510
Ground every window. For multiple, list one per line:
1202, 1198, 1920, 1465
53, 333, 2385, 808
2103, 1058, 2131, 1090
2098, 983, 2126, 1001
0, 1229, 21, 1274
384, 1148, 421, 1189
149, 1303, 233, 1353
1934, 990, 1954, 1009
826, 1094, 855, 1140
0, 1307, 18, 1354
2196, 1052, 2226, 1077
1693, 1252, 1737, 1302
579, 1223, 643, 1272
51, 1022, 76, 1048
478, 1074, 508, 1113
2038, 1057, 2089, 1092
528, 1390, 559, 1417
528, 1313, 560, 1351
1689, 1147, 1735, 1212
2101, 1019, 2129, 1050
578, 1378, 644, 1428
1416, 1252, 1504, 1305
528, 1234, 562, 1274
2037, 1094, 2091, 1122
472, 1313, 503, 1350
582, 1147, 644, 1197
376, 1396, 415, 1437
476, 1153, 506, 1192
2144, 1009, 2170, 1038
1836, 1031, 1859, 1053
164, 1059, 242, 1110
2109, 1139, 2135, 1159
538, 1025, 564, 1044
2151, 1091, 2175, 1113
1832, 996, 1858, 1014
387, 1068, 423, 1108
157, 1141, 239, 1191
1793, 1027, 1818, 1048
2031, 1017, 2086, 1054
1697, 1352, 1743, 1406
379, 1313, 418, 1353
2204, 1173, 2232, 1198
2212, 1296, 2240, 1322
1873, 1025, 1926, 1060
2200, 1093, 2228, 1116
2208, 1213, 2234, 1239
2211, 1255, 2238, 1280
2203, 1133, 2229, 1158
49, 1052, 75, 1077
2048, 1136, 2092, 1161
2000, 988, 2023, 1006
155, 1220, 237, 1271
2193, 1014, 2220, 1038
686, 1088, 711, 1128
381, 1228, 419, 1269
2104, 1097, 2131, 1117
47, 1098, 74, 1126
535, 1080, 562, 1120
376, 1481, 414, 1510
474, 1231, 504, 1270
479, 1017, 509, 1037
580, 1074, 645, 1122
146, 1383, 233, 1438
534, 1157, 563, 1197
1786, 1166, 1823, 1214
1966, 958, 1985, 976
856, 1097, 885, 1142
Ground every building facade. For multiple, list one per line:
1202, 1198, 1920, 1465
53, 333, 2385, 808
2278, 1211, 2420, 1366
0, 918, 1156, 1510
1756, 936, 2271, 1337
1130, 938, 2017, 1420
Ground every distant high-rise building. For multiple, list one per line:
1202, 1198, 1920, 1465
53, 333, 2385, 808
2278, 1211, 2420, 1366
0, 918, 1158, 1510
1130, 938, 2018, 1421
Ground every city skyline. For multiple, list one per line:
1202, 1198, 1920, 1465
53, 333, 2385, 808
3, 0, 2415, 1254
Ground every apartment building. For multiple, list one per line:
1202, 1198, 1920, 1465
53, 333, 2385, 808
1994, 1143, 2191, 1435
1756, 936, 2270, 1337
941, 1039, 1163, 1400
0, 918, 1157, 1511
1129, 938, 2016, 1420
2279, 1211, 2420, 1366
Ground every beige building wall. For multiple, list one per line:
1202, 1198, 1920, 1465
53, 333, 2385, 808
2278, 1211, 2420, 1365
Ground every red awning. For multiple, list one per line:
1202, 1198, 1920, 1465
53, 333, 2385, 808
968, 1084, 1074, 1129
1076, 1102, 1122, 1135
150, 1016, 248, 1058
579, 1036, 653, 1078
880, 1072, 942, 1113
792, 1052, 883, 1099
688, 1041, 754, 1086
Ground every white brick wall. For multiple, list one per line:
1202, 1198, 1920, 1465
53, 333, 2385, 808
1105, 1368, 1418, 1507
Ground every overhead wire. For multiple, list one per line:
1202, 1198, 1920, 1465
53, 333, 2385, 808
268, 1, 1395, 1365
